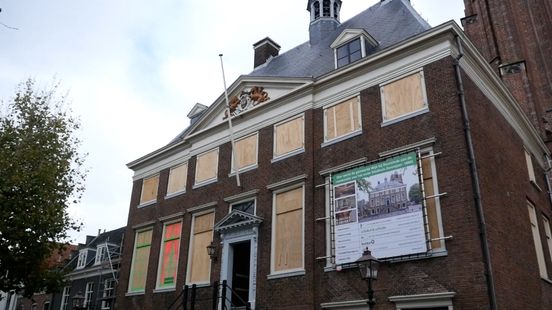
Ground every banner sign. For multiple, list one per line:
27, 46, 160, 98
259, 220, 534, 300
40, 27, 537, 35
332, 152, 427, 264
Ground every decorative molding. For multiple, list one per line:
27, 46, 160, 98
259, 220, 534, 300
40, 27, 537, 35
132, 221, 156, 230
224, 86, 270, 119
187, 201, 217, 214
214, 210, 263, 233
320, 299, 370, 309
379, 138, 437, 157
266, 174, 307, 190
389, 291, 456, 309
158, 212, 185, 223
223, 189, 260, 203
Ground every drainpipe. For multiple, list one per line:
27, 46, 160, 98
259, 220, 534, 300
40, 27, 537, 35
453, 35, 498, 310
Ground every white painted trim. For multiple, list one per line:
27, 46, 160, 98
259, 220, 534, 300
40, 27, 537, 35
380, 70, 429, 124
139, 173, 160, 207
165, 162, 188, 198
229, 197, 257, 216
320, 299, 369, 309
273, 113, 305, 160
381, 108, 429, 127
187, 202, 217, 214
231, 132, 259, 173
185, 210, 215, 285
323, 95, 362, 143
194, 148, 219, 187
155, 220, 182, 289
127, 227, 153, 294
389, 291, 456, 310
224, 190, 260, 203
321, 130, 363, 148
266, 269, 306, 280
132, 220, 156, 230
266, 175, 307, 190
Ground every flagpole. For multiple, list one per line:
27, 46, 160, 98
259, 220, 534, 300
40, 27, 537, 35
219, 54, 241, 187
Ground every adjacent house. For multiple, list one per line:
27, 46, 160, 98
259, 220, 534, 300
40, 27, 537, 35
117, 0, 552, 309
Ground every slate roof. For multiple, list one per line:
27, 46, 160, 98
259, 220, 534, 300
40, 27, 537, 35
249, 0, 430, 78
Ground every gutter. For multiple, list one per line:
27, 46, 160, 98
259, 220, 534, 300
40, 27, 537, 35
453, 35, 497, 310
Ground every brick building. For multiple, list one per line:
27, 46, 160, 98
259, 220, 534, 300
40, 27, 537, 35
117, 0, 552, 309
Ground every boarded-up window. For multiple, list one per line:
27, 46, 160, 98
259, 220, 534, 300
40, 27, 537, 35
140, 175, 159, 204
129, 229, 153, 292
543, 217, 552, 267
233, 134, 258, 171
195, 149, 219, 184
528, 202, 548, 278
381, 71, 427, 121
525, 150, 536, 183
187, 212, 214, 284
167, 163, 188, 195
273, 187, 303, 272
422, 153, 442, 250
324, 97, 361, 141
274, 116, 304, 157
157, 222, 182, 288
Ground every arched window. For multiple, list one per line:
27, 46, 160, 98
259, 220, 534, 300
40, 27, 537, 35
314, 1, 320, 19
323, 0, 331, 17
334, 2, 339, 18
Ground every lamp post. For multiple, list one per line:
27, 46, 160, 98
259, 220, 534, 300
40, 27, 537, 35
72, 291, 86, 310
356, 248, 380, 309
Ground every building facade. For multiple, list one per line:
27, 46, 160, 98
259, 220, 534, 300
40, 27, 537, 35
118, 0, 552, 309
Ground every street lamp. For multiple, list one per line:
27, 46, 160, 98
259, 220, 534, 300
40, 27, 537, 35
72, 291, 86, 310
356, 248, 380, 309
206, 241, 218, 262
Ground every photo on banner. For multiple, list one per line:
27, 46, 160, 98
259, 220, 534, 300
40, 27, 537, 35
332, 152, 427, 265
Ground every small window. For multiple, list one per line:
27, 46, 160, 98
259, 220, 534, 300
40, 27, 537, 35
167, 163, 188, 196
381, 71, 428, 123
140, 175, 159, 205
324, 97, 361, 142
101, 279, 115, 309
128, 229, 153, 293
60, 287, 70, 310
157, 221, 182, 288
232, 133, 258, 172
528, 202, 548, 278
187, 212, 215, 284
195, 149, 219, 185
274, 116, 304, 158
95, 245, 108, 265
525, 150, 536, 183
543, 217, 552, 271
84, 282, 94, 308
231, 199, 256, 215
336, 38, 362, 68
76, 250, 87, 269
272, 186, 304, 274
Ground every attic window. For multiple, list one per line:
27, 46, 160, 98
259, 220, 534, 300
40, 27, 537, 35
77, 250, 87, 269
337, 38, 362, 68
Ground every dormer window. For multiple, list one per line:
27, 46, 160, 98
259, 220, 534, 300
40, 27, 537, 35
77, 250, 87, 269
337, 38, 362, 68
95, 244, 109, 265
331, 29, 379, 69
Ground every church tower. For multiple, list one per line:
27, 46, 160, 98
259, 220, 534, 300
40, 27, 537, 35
307, 0, 342, 45
462, 0, 552, 146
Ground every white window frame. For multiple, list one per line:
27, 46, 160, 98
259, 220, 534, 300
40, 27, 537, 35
272, 114, 305, 162
193, 148, 219, 188
389, 292, 455, 310
380, 70, 429, 126
528, 202, 548, 279
127, 227, 153, 294
60, 286, 70, 310
139, 174, 159, 207
94, 244, 108, 266
543, 216, 552, 272
322, 95, 362, 146
101, 279, 115, 309
166, 162, 188, 198
76, 249, 87, 269
525, 149, 537, 183
185, 209, 215, 285
155, 219, 182, 290
230, 132, 259, 174
84, 282, 94, 308
269, 183, 305, 279
229, 198, 257, 215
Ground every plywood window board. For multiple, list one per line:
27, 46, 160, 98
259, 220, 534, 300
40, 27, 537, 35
187, 212, 214, 284
274, 116, 304, 157
129, 229, 153, 292
234, 134, 258, 170
157, 222, 182, 288
528, 203, 548, 278
422, 156, 441, 250
381, 71, 427, 121
273, 187, 303, 272
525, 150, 536, 183
195, 149, 219, 184
140, 175, 159, 204
167, 163, 188, 195
324, 97, 361, 141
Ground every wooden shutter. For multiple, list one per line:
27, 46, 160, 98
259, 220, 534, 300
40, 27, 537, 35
234, 134, 257, 170
188, 212, 214, 283
195, 149, 218, 184
275, 117, 304, 157
421, 156, 441, 250
167, 164, 188, 195
274, 187, 303, 272
158, 222, 182, 288
324, 97, 360, 141
528, 203, 548, 278
382, 72, 426, 121
140, 175, 159, 204
129, 229, 153, 292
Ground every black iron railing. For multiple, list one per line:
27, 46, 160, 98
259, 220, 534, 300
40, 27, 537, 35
168, 280, 251, 310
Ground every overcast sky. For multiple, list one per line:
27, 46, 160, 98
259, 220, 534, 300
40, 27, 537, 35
0, 0, 465, 243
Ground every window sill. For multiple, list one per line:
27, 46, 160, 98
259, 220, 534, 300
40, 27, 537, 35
193, 179, 218, 189
381, 107, 429, 127
321, 131, 363, 148
137, 200, 157, 208
165, 190, 186, 200
125, 291, 145, 297
184, 282, 211, 288
542, 277, 552, 285
530, 180, 542, 192
153, 287, 176, 294
271, 148, 305, 163
267, 269, 305, 280
229, 164, 258, 177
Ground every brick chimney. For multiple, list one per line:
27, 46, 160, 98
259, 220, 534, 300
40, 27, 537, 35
253, 37, 280, 68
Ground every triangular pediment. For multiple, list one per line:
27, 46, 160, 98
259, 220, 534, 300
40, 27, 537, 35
330, 28, 379, 49
214, 210, 263, 233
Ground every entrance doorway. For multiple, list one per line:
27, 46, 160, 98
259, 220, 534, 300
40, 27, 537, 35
230, 241, 251, 307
